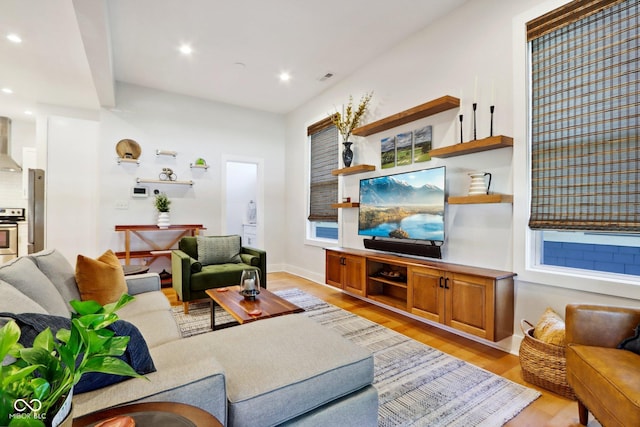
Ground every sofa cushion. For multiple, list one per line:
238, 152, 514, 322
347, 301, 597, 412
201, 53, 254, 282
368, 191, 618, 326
0, 279, 48, 316
122, 309, 181, 348
190, 264, 260, 291
208, 314, 374, 427
72, 333, 228, 422
76, 250, 127, 305
2, 312, 156, 394
116, 291, 171, 319
0, 257, 68, 317
197, 235, 242, 265
29, 248, 81, 309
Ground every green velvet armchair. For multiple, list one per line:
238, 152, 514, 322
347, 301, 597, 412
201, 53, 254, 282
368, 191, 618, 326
171, 235, 267, 313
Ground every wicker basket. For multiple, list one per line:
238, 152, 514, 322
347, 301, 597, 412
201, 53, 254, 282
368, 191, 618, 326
519, 319, 576, 400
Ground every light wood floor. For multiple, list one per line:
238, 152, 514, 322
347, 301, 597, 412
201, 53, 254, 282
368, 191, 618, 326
163, 272, 593, 427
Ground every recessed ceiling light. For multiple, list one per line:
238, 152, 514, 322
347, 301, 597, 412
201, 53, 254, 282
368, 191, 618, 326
2, 88, 13, 94
179, 44, 193, 55
24, 111, 33, 115
7, 33, 22, 43
279, 72, 291, 82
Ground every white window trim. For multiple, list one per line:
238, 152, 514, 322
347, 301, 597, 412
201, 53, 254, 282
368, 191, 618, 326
512, 0, 640, 300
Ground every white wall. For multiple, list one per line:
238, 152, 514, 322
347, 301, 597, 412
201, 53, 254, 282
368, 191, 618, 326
47, 116, 99, 262
98, 83, 286, 271
284, 0, 640, 353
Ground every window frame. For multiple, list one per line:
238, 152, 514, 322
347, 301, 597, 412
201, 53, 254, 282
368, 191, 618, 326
305, 117, 340, 247
512, 0, 640, 299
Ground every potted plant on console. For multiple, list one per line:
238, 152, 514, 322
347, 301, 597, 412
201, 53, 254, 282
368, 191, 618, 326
331, 92, 373, 168
0, 294, 148, 426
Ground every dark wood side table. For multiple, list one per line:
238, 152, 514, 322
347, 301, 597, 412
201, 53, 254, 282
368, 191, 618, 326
72, 402, 222, 427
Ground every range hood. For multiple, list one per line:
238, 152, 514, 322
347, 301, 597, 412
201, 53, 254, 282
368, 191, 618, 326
0, 117, 22, 172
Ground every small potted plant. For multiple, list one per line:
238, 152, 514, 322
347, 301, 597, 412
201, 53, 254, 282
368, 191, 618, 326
0, 294, 146, 426
330, 92, 373, 167
154, 193, 171, 228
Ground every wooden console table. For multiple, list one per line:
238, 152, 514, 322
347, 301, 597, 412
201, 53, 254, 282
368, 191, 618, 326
115, 224, 204, 266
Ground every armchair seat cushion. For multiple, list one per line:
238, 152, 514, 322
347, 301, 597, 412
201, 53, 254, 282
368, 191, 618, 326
190, 264, 260, 292
567, 344, 640, 426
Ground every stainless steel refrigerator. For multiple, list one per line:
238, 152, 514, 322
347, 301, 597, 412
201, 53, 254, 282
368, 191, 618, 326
27, 168, 45, 253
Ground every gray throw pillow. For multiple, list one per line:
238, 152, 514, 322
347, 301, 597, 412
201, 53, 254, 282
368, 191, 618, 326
197, 235, 242, 265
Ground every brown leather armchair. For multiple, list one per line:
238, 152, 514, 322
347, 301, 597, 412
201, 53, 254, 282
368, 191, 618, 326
565, 304, 640, 427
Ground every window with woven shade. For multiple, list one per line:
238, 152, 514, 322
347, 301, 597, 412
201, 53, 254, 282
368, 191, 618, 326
307, 117, 339, 242
527, 0, 640, 276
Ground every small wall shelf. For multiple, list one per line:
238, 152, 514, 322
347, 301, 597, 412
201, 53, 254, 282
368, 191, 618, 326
352, 95, 460, 137
331, 164, 375, 176
448, 194, 513, 204
331, 202, 360, 208
156, 149, 177, 157
117, 157, 140, 165
190, 163, 210, 170
136, 178, 193, 186
430, 135, 513, 158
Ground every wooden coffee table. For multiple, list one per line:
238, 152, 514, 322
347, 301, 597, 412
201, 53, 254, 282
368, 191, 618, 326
205, 286, 304, 330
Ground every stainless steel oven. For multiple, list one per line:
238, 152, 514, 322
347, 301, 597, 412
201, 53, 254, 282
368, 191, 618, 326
0, 208, 24, 264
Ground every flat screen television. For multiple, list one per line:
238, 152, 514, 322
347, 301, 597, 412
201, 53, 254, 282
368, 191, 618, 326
358, 166, 445, 243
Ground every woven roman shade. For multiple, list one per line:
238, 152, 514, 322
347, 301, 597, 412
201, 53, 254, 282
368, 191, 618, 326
528, 0, 640, 232
308, 120, 338, 222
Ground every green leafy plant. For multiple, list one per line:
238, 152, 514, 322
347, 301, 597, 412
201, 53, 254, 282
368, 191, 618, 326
0, 294, 146, 426
154, 193, 171, 213
330, 92, 373, 142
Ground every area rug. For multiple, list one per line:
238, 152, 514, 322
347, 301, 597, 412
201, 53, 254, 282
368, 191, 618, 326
171, 289, 540, 426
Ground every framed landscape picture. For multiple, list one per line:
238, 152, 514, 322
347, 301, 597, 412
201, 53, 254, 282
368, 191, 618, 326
413, 125, 432, 163
381, 136, 396, 169
396, 132, 413, 166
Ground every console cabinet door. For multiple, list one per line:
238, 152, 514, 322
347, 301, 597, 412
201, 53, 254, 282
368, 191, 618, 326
325, 251, 366, 295
325, 251, 344, 289
447, 273, 493, 340
408, 266, 444, 323
343, 254, 366, 296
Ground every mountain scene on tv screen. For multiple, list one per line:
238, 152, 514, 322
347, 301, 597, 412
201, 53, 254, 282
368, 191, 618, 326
359, 174, 444, 241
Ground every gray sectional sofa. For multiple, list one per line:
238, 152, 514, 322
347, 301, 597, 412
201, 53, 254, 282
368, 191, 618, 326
0, 249, 378, 426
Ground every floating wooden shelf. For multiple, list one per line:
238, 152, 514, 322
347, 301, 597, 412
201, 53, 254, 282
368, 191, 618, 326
331, 164, 376, 176
331, 202, 360, 208
117, 157, 139, 165
448, 194, 513, 204
190, 163, 210, 170
352, 95, 460, 137
430, 135, 513, 158
136, 178, 194, 186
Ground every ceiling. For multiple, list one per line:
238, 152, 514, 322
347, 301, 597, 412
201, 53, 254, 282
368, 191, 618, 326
0, 0, 467, 121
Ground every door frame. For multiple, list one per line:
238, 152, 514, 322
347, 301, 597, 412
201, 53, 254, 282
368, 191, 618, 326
221, 155, 264, 248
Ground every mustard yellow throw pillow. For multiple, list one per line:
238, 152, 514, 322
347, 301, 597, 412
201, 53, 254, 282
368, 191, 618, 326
533, 307, 566, 346
76, 250, 127, 305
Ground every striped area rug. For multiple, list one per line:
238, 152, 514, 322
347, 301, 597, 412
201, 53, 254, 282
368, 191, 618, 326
171, 289, 540, 426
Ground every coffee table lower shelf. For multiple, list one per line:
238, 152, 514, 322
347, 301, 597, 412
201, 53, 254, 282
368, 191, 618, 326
206, 286, 304, 330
